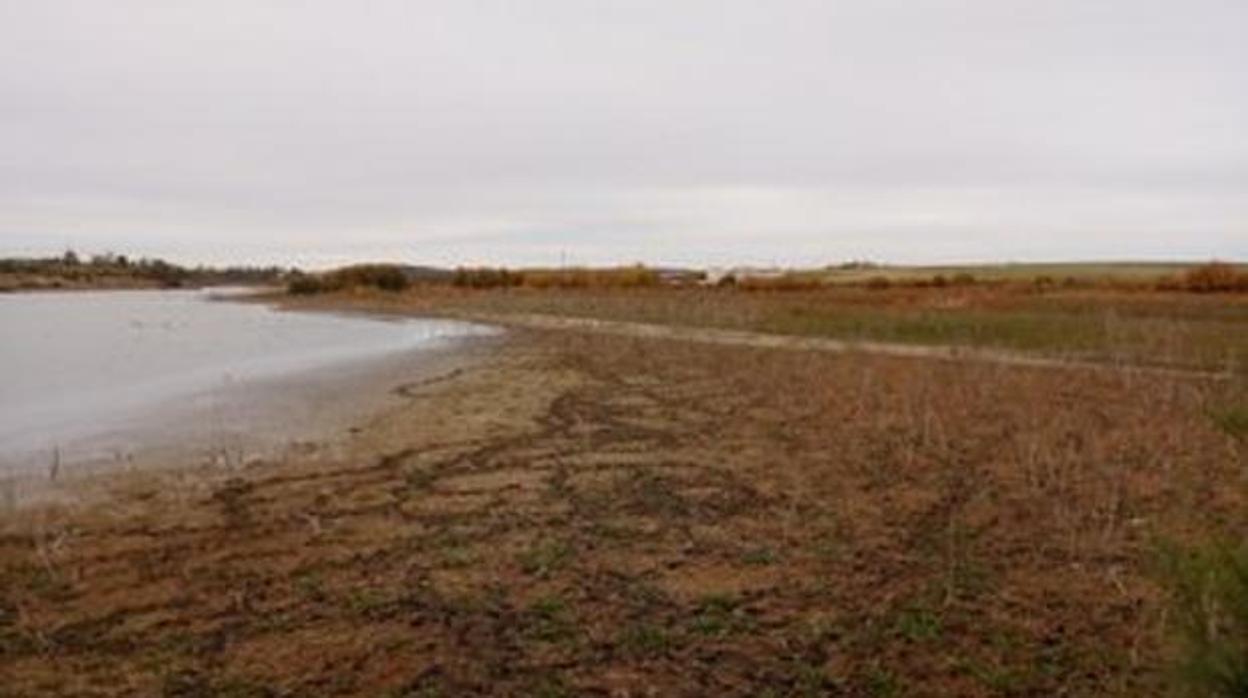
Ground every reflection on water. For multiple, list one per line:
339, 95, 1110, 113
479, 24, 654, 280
0, 290, 487, 471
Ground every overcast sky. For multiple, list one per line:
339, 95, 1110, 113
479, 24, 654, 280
1, 1, 1244, 268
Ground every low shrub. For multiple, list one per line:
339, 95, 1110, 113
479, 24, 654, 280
328, 264, 409, 292
522, 265, 661, 290
451, 266, 661, 290
285, 264, 410, 294
453, 267, 523, 289
286, 274, 325, 295
1180, 262, 1248, 293
864, 275, 893, 291
737, 274, 822, 292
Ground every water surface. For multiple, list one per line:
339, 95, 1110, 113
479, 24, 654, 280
0, 290, 487, 472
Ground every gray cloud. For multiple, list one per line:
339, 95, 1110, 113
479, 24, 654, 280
1, 0, 1244, 266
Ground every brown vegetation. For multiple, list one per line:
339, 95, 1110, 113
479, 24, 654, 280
1165, 261, 1248, 293
278, 281, 1247, 372
1, 322, 1244, 696
450, 265, 664, 290
287, 265, 411, 295
734, 274, 824, 292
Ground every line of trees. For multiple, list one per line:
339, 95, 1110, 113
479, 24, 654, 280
0, 251, 288, 289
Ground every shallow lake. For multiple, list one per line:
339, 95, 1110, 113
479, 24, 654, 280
0, 290, 490, 474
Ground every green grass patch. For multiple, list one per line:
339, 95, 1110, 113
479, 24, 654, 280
740, 546, 778, 566
444, 287, 1248, 370
1208, 403, 1248, 442
518, 540, 573, 578
689, 594, 753, 637
893, 604, 943, 643
618, 622, 674, 658
864, 666, 902, 697
525, 595, 576, 643
524, 675, 572, 698
1155, 539, 1248, 697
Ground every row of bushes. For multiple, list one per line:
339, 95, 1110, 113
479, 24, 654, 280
451, 267, 524, 289
1161, 262, 1248, 293
287, 265, 410, 295
451, 266, 663, 290
289, 264, 667, 294
723, 272, 981, 292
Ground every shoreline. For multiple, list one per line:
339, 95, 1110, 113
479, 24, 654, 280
0, 294, 502, 510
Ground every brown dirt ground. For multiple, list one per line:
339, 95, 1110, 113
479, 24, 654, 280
1, 324, 1245, 697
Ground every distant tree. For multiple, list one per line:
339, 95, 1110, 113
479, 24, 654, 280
141, 258, 189, 288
